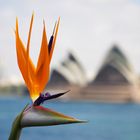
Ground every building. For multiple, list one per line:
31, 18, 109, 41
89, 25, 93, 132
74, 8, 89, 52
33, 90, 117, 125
70, 45, 140, 102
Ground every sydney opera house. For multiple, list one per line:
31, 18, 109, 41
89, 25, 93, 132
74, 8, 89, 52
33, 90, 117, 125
47, 45, 140, 103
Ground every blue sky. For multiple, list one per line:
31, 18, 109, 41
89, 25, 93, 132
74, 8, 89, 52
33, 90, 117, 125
0, 0, 140, 81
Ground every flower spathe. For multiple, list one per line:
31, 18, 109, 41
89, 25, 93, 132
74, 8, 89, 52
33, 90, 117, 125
15, 14, 60, 101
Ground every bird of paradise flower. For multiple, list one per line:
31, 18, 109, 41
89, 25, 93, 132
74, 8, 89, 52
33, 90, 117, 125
8, 14, 85, 140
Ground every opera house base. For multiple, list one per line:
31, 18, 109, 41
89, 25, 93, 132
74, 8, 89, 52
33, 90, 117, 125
83, 85, 140, 103
50, 85, 140, 103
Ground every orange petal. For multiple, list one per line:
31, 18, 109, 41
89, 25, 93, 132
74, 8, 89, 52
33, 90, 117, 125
49, 17, 60, 63
15, 18, 35, 91
26, 14, 34, 91
35, 23, 49, 95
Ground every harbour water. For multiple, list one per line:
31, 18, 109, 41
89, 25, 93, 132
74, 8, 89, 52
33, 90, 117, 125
0, 97, 140, 140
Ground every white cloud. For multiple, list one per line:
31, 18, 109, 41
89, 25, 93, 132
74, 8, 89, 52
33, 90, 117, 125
0, 0, 140, 80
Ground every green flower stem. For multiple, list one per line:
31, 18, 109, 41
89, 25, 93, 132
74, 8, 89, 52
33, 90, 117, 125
8, 105, 28, 140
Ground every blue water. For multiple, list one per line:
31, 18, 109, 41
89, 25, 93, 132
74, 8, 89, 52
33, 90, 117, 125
0, 97, 140, 140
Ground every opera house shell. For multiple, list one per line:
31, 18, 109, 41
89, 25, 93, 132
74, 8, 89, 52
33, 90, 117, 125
82, 45, 140, 102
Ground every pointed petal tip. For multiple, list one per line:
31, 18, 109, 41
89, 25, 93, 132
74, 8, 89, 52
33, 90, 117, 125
74, 119, 88, 123
66, 118, 88, 124
16, 17, 18, 32
52, 17, 60, 36
58, 16, 60, 23
16, 17, 18, 22
52, 22, 57, 35
32, 11, 35, 17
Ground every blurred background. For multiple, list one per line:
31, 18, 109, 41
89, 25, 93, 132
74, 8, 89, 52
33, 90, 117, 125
0, 0, 140, 140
